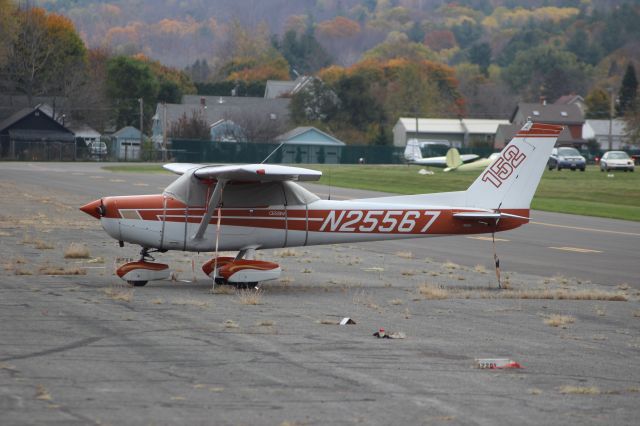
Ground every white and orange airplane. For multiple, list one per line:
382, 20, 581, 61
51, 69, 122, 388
80, 122, 562, 287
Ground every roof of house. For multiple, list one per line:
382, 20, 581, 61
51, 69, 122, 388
511, 103, 584, 124
158, 97, 290, 128
112, 126, 143, 139
264, 76, 315, 98
554, 94, 584, 105
0, 95, 69, 121
0, 106, 74, 137
276, 126, 346, 146
396, 118, 510, 135
496, 122, 582, 146
68, 123, 101, 138
264, 81, 298, 99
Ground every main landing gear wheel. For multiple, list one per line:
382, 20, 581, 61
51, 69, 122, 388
116, 248, 170, 286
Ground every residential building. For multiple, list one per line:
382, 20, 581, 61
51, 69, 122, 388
111, 126, 145, 160
495, 102, 586, 149
584, 119, 634, 150
152, 96, 291, 144
392, 118, 509, 148
275, 126, 346, 164
0, 105, 75, 160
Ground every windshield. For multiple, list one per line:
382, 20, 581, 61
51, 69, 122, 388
558, 147, 580, 157
607, 152, 629, 160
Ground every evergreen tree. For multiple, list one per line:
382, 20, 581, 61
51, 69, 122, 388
616, 63, 638, 117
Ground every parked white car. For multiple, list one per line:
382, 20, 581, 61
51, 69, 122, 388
600, 151, 635, 172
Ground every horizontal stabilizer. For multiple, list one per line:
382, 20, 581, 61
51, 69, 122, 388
453, 211, 530, 221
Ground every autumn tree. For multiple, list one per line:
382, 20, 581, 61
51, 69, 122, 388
585, 88, 610, 119
0, 0, 17, 68
1, 7, 87, 106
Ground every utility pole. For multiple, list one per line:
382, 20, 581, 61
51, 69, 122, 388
138, 98, 144, 159
608, 88, 614, 151
162, 102, 167, 162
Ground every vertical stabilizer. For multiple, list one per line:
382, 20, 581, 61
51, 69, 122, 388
465, 122, 563, 210
404, 139, 423, 162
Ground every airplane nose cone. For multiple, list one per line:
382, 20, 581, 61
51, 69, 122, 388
80, 199, 103, 219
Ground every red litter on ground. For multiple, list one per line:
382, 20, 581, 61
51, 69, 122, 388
475, 358, 523, 369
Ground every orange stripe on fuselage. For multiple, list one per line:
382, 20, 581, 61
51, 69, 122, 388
103, 194, 528, 235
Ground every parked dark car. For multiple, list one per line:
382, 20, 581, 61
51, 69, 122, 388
548, 147, 586, 171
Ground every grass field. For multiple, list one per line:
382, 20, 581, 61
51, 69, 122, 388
103, 164, 640, 222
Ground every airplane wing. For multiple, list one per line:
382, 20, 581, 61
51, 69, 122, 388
163, 163, 206, 175
410, 154, 479, 167
163, 163, 322, 182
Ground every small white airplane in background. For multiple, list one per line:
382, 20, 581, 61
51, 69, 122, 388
443, 148, 501, 172
404, 139, 479, 166
81, 122, 563, 288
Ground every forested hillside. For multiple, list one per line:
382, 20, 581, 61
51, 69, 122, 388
1, 0, 638, 144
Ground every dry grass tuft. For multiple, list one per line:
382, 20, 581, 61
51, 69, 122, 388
14, 268, 33, 275
389, 298, 403, 305
103, 284, 134, 302
529, 388, 543, 395
257, 320, 274, 326
211, 285, 235, 295
35, 384, 52, 401
558, 385, 600, 395
617, 283, 630, 291
236, 289, 263, 305
39, 266, 86, 275
474, 264, 488, 274
442, 261, 460, 270
318, 319, 338, 325
275, 248, 298, 257
395, 251, 413, 259
634, 310, 640, 318
34, 240, 54, 249
171, 298, 209, 308
63, 243, 91, 259
150, 297, 164, 305
418, 284, 450, 300
544, 314, 575, 328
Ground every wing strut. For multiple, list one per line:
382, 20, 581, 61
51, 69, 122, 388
193, 179, 227, 241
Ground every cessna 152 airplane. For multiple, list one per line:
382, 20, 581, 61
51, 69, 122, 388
80, 122, 562, 288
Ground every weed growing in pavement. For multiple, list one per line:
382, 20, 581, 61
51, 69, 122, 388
544, 314, 575, 328
236, 289, 263, 305
64, 243, 91, 259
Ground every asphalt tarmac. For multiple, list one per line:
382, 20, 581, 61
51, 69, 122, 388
1, 162, 639, 425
